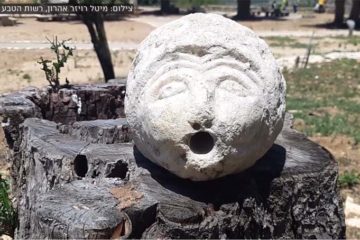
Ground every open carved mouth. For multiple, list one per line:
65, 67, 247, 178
189, 131, 215, 154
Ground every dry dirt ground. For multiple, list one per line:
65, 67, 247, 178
0, 17, 153, 93
0, 49, 136, 93
0, 13, 359, 93
0, 17, 153, 43
0, 11, 359, 237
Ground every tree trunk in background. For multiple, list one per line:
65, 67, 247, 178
160, 0, 171, 13
83, 14, 115, 82
68, 0, 115, 82
334, 0, 345, 27
349, 0, 360, 27
237, 0, 251, 19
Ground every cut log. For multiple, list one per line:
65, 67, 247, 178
43, 84, 126, 124
58, 118, 132, 144
11, 114, 345, 239
0, 83, 126, 220
0, 84, 345, 239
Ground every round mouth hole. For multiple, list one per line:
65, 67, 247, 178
189, 131, 214, 154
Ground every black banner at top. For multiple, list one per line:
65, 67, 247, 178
0, 4, 134, 14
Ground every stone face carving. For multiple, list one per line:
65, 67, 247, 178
125, 13, 286, 181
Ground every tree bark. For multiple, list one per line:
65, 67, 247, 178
0, 83, 346, 239
17, 115, 346, 239
237, 0, 251, 19
349, 0, 360, 27
334, 0, 346, 27
0, 83, 126, 220
83, 14, 115, 82
160, 0, 171, 13
68, 0, 115, 82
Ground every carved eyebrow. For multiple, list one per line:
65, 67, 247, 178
217, 75, 251, 90
142, 67, 195, 98
208, 69, 260, 92
175, 52, 203, 62
204, 60, 263, 89
149, 59, 199, 84
146, 52, 262, 89
139, 48, 204, 79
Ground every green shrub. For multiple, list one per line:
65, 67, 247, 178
22, 74, 32, 83
0, 174, 16, 236
38, 37, 74, 92
339, 171, 360, 188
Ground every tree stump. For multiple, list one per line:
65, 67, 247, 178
0, 84, 345, 239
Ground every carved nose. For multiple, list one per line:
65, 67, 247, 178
190, 119, 212, 130
191, 122, 201, 130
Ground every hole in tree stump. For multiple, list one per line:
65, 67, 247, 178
74, 155, 88, 177
189, 131, 214, 154
106, 160, 128, 179
111, 213, 132, 239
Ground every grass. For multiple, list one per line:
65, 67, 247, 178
347, 36, 360, 46
265, 36, 309, 49
0, 174, 16, 236
22, 73, 31, 80
284, 59, 360, 143
332, 35, 360, 46
22, 73, 32, 84
339, 170, 360, 188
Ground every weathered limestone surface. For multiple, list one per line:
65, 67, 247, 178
12, 114, 345, 239
125, 13, 286, 180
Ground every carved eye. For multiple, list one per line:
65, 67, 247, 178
158, 81, 187, 100
218, 80, 248, 97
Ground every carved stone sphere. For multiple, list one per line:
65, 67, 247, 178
125, 13, 286, 181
